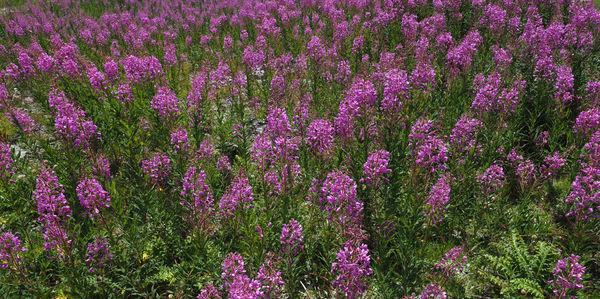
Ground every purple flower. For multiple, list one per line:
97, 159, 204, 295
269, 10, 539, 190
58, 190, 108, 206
170, 128, 190, 154
121, 55, 163, 84
321, 170, 363, 227
181, 167, 214, 228
270, 74, 286, 100
539, 152, 566, 180
448, 116, 482, 155
33, 167, 72, 257
48, 90, 100, 149
470, 72, 520, 115
346, 78, 378, 108
242, 46, 266, 72
585, 80, 600, 107
534, 55, 556, 81
251, 134, 274, 171
361, 150, 392, 185
93, 155, 111, 180
257, 252, 284, 297
423, 174, 452, 225
566, 164, 600, 221
219, 174, 253, 218
0, 143, 14, 179
103, 57, 119, 83
491, 45, 512, 71
17, 51, 34, 76
35, 52, 56, 73
209, 61, 232, 89
381, 69, 408, 113
446, 30, 482, 75
517, 159, 536, 188
420, 283, 447, 299
331, 241, 373, 298
141, 153, 172, 186
306, 35, 326, 61
0, 83, 11, 109
280, 219, 304, 256
76, 178, 111, 219
477, 164, 504, 196
266, 106, 291, 138
306, 119, 334, 155
197, 283, 221, 299
9, 109, 39, 135
335, 60, 352, 84
164, 43, 177, 67
115, 83, 134, 104
0, 233, 26, 268
549, 255, 586, 298
217, 155, 232, 172
555, 64, 574, 104
151, 86, 180, 122
86, 237, 112, 272
221, 253, 263, 299
409, 120, 449, 173
86, 65, 106, 93
574, 108, 600, 136
435, 246, 467, 278
480, 4, 506, 33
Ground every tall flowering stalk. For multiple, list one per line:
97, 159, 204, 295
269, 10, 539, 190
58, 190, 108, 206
77, 177, 111, 219
320, 169, 363, 229
423, 174, 452, 226
221, 252, 263, 298
0, 143, 14, 180
448, 116, 482, 158
141, 153, 172, 187
151, 86, 180, 123
8, 109, 39, 135
280, 219, 304, 256
197, 283, 221, 299
420, 283, 447, 299
549, 255, 585, 299
306, 119, 334, 156
0, 233, 26, 269
477, 164, 504, 199
170, 128, 190, 154
0, 232, 29, 284
409, 120, 448, 174
33, 167, 72, 259
257, 252, 284, 298
251, 106, 302, 195
434, 247, 468, 278
331, 241, 373, 298
219, 174, 253, 219
181, 166, 214, 231
121, 55, 163, 84
48, 90, 100, 149
361, 150, 392, 186
86, 237, 113, 273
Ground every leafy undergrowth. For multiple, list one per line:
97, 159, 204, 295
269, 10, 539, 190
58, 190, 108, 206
0, 0, 599, 298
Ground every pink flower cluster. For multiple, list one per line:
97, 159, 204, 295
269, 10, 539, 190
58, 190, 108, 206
331, 241, 373, 298
76, 177, 111, 219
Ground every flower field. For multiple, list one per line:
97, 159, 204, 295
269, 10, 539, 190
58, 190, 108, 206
0, 0, 599, 297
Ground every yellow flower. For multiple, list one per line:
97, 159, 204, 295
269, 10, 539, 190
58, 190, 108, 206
142, 252, 150, 262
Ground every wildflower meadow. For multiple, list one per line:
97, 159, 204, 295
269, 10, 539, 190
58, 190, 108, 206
0, 0, 599, 298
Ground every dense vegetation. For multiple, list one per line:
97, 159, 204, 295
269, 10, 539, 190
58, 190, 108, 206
0, 0, 599, 297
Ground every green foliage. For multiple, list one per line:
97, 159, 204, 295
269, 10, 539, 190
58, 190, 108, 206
475, 230, 558, 298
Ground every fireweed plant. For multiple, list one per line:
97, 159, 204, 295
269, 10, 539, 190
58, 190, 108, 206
0, 0, 599, 297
